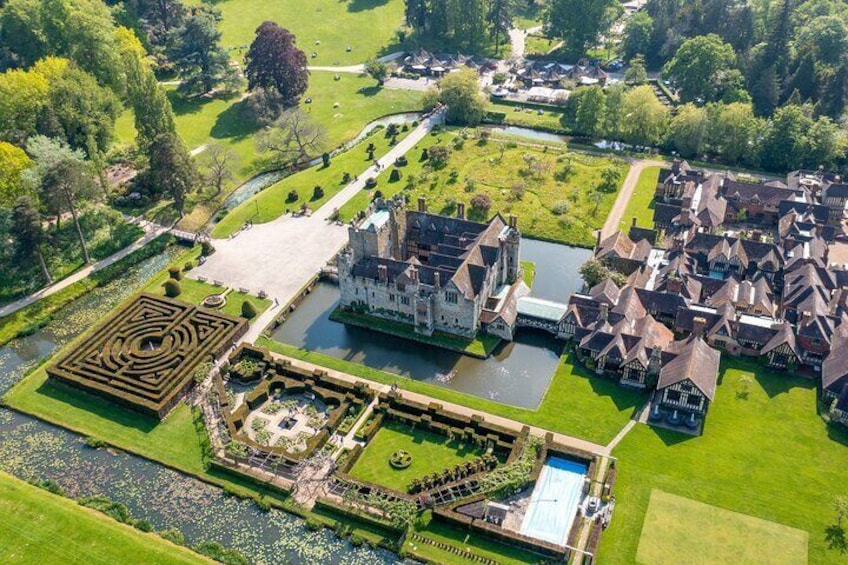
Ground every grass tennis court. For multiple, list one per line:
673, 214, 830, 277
349, 421, 487, 492
636, 490, 808, 565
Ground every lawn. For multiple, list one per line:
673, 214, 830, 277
619, 165, 660, 231
211, 120, 413, 237
636, 490, 808, 565
339, 128, 629, 247
349, 421, 487, 492
213, 0, 406, 65
0, 472, 209, 565
521, 260, 536, 288
116, 73, 422, 232
598, 359, 848, 564
485, 102, 569, 132
144, 275, 271, 319
258, 338, 646, 445
524, 34, 559, 57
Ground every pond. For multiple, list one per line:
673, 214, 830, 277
0, 247, 400, 564
271, 239, 592, 409
485, 125, 569, 145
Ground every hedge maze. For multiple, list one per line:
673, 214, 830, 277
47, 293, 247, 419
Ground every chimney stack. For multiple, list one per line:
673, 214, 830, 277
680, 209, 690, 225
418, 197, 427, 212
377, 264, 388, 283
457, 202, 465, 219
595, 230, 603, 251
410, 266, 419, 284
692, 316, 707, 337
509, 214, 518, 229
632, 216, 637, 228
434, 271, 441, 289
600, 302, 609, 323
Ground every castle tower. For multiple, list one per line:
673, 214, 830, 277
505, 214, 521, 284
388, 194, 407, 260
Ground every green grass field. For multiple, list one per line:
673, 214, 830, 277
349, 421, 487, 492
212, 123, 411, 237
258, 339, 645, 445
213, 0, 406, 65
619, 166, 660, 231
0, 472, 208, 565
143, 269, 272, 319
338, 129, 629, 247
636, 490, 808, 565
599, 359, 848, 564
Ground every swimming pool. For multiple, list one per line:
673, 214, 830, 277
520, 456, 588, 546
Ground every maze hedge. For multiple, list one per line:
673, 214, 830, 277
47, 293, 248, 419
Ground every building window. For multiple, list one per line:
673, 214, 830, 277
687, 394, 701, 406
445, 292, 458, 304
389, 294, 395, 302
397, 283, 405, 292
666, 390, 681, 402
401, 296, 410, 306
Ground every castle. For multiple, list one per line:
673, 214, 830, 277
337, 196, 527, 341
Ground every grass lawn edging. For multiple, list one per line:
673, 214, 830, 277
329, 308, 501, 359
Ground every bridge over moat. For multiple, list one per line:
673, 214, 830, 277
515, 297, 569, 337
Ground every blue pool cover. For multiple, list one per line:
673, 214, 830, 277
520, 456, 587, 546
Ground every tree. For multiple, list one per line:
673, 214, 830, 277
620, 85, 669, 147
364, 59, 388, 86
168, 12, 236, 96
835, 496, 848, 528
0, 142, 33, 207
0, 66, 51, 144
11, 195, 52, 284
546, 0, 618, 55
579, 258, 626, 286
116, 26, 177, 149
599, 167, 621, 192
622, 11, 653, 60
257, 109, 327, 167
625, 54, 648, 85
145, 132, 197, 214
663, 34, 741, 103
199, 143, 239, 195
435, 68, 486, 126
794, 15, 848, 68
245, 22, 309, 107
41, 158, 98, 264
24, 135, 87, 223
470, 192, 492, 213
589, 191, 604, 214
487, 0, 516, 53
667, 104, 709, 158
706, 102, 761, 165
574, 86, 606, 137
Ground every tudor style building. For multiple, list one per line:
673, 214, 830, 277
337, 197, 526, 341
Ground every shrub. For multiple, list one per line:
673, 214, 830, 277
428, 145, 450, 168
158, 528, 186, 546
386, 123, 399, 137
395, 155, 408, 166
373, 190, 384, 200
349, 533, 366, 547
389, 168, 402, 182
510, 182, 526, 201
365, 177, 378, 188
470, 193, 492, 212
241, 300, 258, 319
32, 478, 65, 496
286, 190, 298, 203
163, 279, 182, 298
421, 148, 429, 161
342, 171, 351, 183
133, 519, 153, 532
78, 495, 132, 524
193, 541, 249, 565
552, 200, 571, 215
464, 178, 476, 193
313, 185, 324, 199
84, 436, 107, 449
167, 266, 182, 280
201, 240, 215, 256
322, 152, 331, 167
306, 518, 323, 531
492, 72, 507, 85
225, 441, 248, 459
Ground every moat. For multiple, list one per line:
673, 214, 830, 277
271, 239, 592, 409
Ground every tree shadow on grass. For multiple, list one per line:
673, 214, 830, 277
825, 524, 848, 554
36, 379, 158, 433
347, 0, 390, 12
357, 85, 382, 98
827, 422, 848, 447
210, 99, 262, 141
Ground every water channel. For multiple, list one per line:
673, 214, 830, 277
0, 248, 399, 564
271, 239, 592, 409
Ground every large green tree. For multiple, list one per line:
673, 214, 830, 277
620, 85, 669, 147
573, 86, 606, 137
622, 11, 653, 60
545, 0, 618, 55
432, 68, 486, 126
666, 103, 708, 158
41, 158, 97, 264
663, 34, 743, 103
168, 12, 236, 96
0, 142, 33, 207
145, 132, 197, 215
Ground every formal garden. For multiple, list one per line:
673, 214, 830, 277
348, 421, 492, 493
337, 128, 629, 247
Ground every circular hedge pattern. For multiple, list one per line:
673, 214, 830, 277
389, 449, 412, 469
202, 294, 226, 309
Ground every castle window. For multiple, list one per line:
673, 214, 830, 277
397, 283, 405, 292
445, 292, 458, 304
401, 296, 410, 306
389, 294, 395, 302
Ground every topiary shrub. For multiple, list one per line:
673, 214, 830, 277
395, 155, 408, 166
373, 190, 384, 200
389, 168, 402, 182
365, 177, 378, 189
241, 299, 258, 319
313, 185, 324, 199
421, 148, 429, 161
163, 279, 182, 298
286, 190, 298, 203
322, 152, 331, 167
168, 266, 182, 280
389, 449, 413, 469
201, 240, 215, 256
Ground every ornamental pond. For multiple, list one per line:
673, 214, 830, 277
271, 239, 592, 409
0, 248, 400, 564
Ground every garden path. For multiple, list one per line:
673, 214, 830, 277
599, 158, 665, 239
0, 219, 170, 318
307, 51, 405, 74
